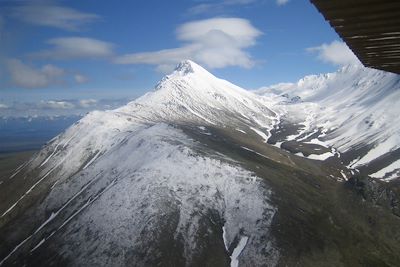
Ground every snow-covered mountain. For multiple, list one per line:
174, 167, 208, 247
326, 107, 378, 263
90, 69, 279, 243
0, 61, 282, 267
1, 60, 399, 267
257, 65, 400, 181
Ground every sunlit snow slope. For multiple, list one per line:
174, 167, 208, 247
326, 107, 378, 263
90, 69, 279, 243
257, 65, 400, 180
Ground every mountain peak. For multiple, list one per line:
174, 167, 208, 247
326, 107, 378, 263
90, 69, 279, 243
150, 60, 220, 96
173, 60, 210, 76
174, 60, 196, 73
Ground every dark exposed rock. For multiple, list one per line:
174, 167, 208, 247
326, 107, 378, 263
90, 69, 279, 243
346, 175, 400, 217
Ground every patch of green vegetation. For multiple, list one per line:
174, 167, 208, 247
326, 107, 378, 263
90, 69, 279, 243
0, 151, 36, 181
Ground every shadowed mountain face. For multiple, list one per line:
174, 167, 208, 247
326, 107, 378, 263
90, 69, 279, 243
0, 61, 399, 267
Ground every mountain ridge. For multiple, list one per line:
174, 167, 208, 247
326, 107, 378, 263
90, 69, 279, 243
256, 64, 400, 180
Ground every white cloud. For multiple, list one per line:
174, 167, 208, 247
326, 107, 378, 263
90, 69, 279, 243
39, 100, 75, 109
11, 4, 99, 31
7, 59, 65, 88
115, 18, 262, 72
276, 0, 289, 5
0, 99, 131, 117
177, 18, 260, 47
79, 99, 97, 108
42, 64, 65, 77
307, 40, 360, 66
31, 37, 114, 60
74, 74, 89, 84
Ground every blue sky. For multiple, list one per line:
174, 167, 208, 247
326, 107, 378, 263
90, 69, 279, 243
0, 0, 359, 116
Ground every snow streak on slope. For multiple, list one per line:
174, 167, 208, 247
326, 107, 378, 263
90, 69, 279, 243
257, 65, 400, 179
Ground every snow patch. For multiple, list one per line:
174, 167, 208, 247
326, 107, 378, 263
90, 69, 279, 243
230, 236, 249, 267
307, 151, 334, 161
250, 127, 269, 143
235, 128, 246, 134
370, 159, 400, 179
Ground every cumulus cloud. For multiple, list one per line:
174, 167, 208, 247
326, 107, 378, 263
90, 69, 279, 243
30, 37, 114, 60
10, 4, 99, 31
177, 18, 259, 46
7, 59, 65, 88
39, 100, 75, 109
115, 17, 262, 72
37, 99, 103, 110
0, 99, 131, 118
79, 99, 97, 108
307, 40, 360, 66
276, 0, 289, 5
74, 74, 89, 84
